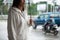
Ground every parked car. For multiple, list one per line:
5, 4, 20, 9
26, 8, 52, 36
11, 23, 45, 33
32, 12, 60, 29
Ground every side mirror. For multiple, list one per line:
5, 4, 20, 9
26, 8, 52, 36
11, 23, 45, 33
38, 17, 40, 19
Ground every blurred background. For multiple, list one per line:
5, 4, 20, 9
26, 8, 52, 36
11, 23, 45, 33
0, 0, 60, 40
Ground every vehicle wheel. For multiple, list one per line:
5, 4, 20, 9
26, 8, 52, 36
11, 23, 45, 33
32, 22, 37, 29
54, 31, 58, 36
44, 32, 47, 35
32, 22, 35, 29
42, 28, 44, 31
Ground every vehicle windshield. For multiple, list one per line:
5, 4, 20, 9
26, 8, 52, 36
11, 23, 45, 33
50, 14, 60, 18
38, 14, 49, 19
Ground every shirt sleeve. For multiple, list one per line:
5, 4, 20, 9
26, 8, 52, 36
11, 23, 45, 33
7, 8, 15, 40
8, 8, 22, 40
11, 10, 22, 35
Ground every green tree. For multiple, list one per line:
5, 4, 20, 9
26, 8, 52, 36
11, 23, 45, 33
28, 3, 38, 15
0, 0, 8, 15
0, 0, 3, 5
3, 5, 8, 15
0, 0, 4, 15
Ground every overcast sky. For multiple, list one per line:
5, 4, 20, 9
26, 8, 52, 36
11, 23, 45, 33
32, 0, 60, 11
33, 0, 60, 5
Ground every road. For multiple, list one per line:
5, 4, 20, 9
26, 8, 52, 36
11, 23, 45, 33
28, 26, 60, 40
0, 20, 60, 40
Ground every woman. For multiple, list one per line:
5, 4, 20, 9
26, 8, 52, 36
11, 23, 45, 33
7, 0, 28, 40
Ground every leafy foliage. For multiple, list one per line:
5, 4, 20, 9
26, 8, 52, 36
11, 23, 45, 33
0, 0, 8, 15
0, 0, 3, 5
28, 3, 38, 15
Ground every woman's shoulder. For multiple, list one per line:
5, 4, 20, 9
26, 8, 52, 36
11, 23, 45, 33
8, 7, 18, 16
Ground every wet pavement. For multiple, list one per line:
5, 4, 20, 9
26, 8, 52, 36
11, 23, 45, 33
0, 20, 8, 40
0, 20, 60, 40
28, 26, 60, 40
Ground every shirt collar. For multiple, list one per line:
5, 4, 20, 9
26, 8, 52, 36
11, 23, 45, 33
12, 7, 22, 13
12, 7, 25, 19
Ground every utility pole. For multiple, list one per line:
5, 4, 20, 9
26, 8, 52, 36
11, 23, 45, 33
53, 0, 56, 12
28, 0, 32, 25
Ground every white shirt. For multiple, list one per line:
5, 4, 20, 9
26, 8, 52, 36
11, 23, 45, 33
7, 7, 28, 40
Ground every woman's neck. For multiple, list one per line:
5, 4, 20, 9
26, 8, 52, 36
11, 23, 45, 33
18, 6, 23, 11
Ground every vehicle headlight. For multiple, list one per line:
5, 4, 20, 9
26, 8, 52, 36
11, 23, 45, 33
54, 24, 58, 28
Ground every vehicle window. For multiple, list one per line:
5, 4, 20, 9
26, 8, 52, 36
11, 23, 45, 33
39, 14, 49, 19
40, 16, 43, 18
40, 15, 44, 18
45, 15, 49, 18
50, 14, 60, 18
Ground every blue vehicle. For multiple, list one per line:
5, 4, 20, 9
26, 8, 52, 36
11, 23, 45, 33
32, 12, 60, 29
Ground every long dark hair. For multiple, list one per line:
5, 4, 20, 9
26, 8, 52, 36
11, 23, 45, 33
12, 0, 21, 7
12, 0, 24, 11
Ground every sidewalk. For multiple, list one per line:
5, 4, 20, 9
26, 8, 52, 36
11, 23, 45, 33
0, 20, 8, 40
0, 15, 8, 20
0, 20, 60, 40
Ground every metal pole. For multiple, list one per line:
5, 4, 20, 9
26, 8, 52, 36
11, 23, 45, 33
47, 2, 48, 12
53, 0, 56, 12
28, 0, 32, 25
